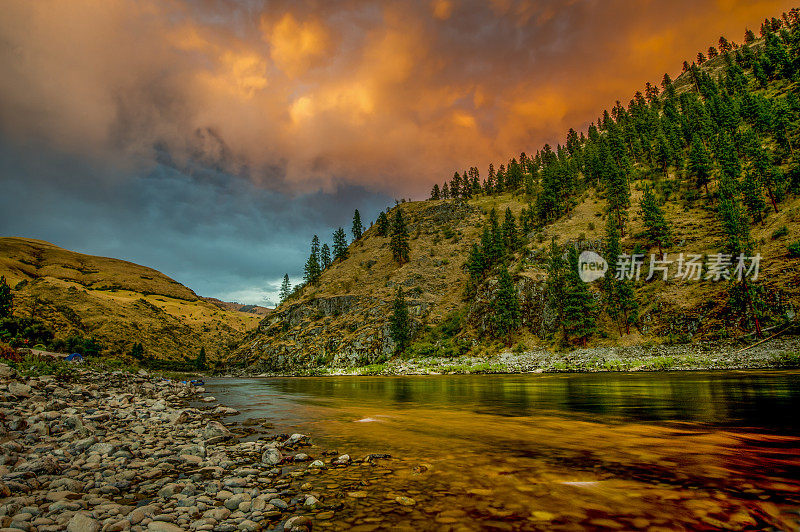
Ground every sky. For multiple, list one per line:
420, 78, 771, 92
0, 0, 794, 305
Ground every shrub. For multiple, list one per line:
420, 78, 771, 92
771, 226, 788, 239
0, 343, 20, 363
786, 239, 800, 258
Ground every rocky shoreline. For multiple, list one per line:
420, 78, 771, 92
0, 364, 389, 532
240, 336, 800, 377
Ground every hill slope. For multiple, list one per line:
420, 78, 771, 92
234, 19, 800, 372
0, 237, 260, 361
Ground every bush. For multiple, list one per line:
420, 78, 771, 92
771, 226, 788, 239
788, 240, 800, 258
0, 343, 20, 363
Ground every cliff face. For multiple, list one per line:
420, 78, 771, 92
233, 188, 800, 371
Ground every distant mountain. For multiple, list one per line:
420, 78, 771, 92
0, 237, 260, 361
203, 297, 272, 316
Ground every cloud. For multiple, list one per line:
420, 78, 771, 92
2, 0, 794, 196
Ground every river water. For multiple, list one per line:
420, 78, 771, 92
204, 371, 800, 531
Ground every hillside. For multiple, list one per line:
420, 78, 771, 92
233, 18, 800, 372
0, 237, 261, 361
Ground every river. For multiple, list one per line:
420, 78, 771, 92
204, 371, 800, 530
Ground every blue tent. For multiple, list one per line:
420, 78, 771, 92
66, 353, 83, 362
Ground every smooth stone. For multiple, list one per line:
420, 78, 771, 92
262, 449, 282, 466
67, 513, 101, 532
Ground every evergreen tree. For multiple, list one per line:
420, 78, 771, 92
490, 268, 520, 341
130, 342, 144, 360
741, 171, 766, 222
320, 244, 332, 269
376, 212, 389, 236
0, 276, 11, 318
602, 217, 638, 335
303, 236, 322, 285
389, 287, 411, 353
502, 207, 519, 252
639, 186, 671, 253
352, 210, 364, 240
718, 171, 763, 336
279, 274, 292, 303
466, 243, 486, 282
333, 228, 349, 261
195, 346, 207, 370
430, 183, 441, 200
390, 208, 410, 263
688, 135, 714, 193
562, 247, 596, 346
716, 131, 741, 181
442, 181, 450, 199
605, 157, 630, 235
545, 238, 566, 323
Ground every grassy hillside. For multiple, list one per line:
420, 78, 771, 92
0, 237, 260, 362
234, 17, 800, 371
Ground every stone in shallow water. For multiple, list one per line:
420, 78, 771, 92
282, 515, 312, 531
394, 496, 416, 506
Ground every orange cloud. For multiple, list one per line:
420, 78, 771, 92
0, 0, 796, 197
263, 13, 331, 79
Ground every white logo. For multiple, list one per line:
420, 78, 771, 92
578, 251, 607, 283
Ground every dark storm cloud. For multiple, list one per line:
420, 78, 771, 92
0, 142, 390, 304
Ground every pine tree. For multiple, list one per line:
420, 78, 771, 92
130, 342, 144, 360
501, 207, 519, 252
605, 157, 630, 235
718, 171, 763, 336
195, 346, 207, 370
390, 208, 410, 263
320, 244, 332, 269
303, 236, 322, 285
333, 228, 349, 261
688, 135, 714, 193
465, 243, 484, 279
562, 247, 596, 346
545, 238, 566, 323
376, 212, 389, 236
351, 209, 364, 240
389, 287, 411, 353
741, 171, 766, 222
430, 183, 441, 200
639, 185, 671, 253
0, 276, 11, 318
602, 217, 638, 335
442, 181, 450, 199
490, 268, 520, 341
279, 274, 292, 303
716, 131, 741, 181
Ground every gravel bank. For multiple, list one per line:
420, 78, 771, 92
0, 364, 388, 531
251, 336, 800, 376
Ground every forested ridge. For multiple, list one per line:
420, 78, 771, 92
241, 13, 800, 368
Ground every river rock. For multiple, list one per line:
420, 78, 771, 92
67, 513, 101, 532
262, 448, 282, 465
203, 421, 232, 444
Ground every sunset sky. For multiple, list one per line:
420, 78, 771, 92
0, 0, 794, 304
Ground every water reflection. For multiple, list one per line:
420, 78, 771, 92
205, 371, 800, 530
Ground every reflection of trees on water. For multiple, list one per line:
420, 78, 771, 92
265, 372, 800, 429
